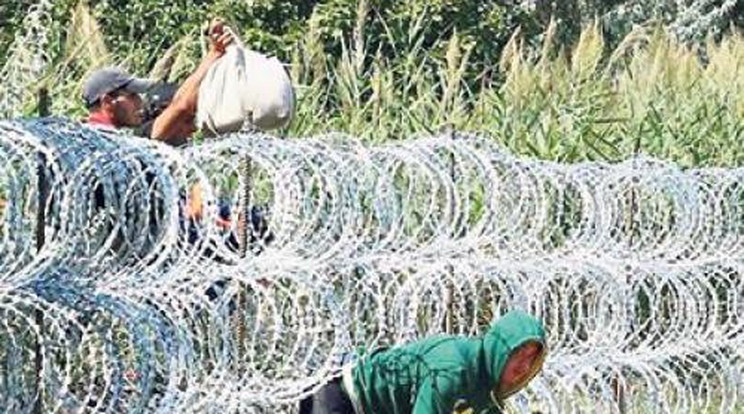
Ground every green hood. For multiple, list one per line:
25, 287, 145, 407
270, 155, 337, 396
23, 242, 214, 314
483, 310, 546, 396
352, 310, 546, 414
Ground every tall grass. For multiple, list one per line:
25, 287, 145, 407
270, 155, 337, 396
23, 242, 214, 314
6, 1, 744, 167
290, 17, 744, 167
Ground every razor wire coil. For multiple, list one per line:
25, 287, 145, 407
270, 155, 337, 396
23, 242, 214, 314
1, 119, 743, 413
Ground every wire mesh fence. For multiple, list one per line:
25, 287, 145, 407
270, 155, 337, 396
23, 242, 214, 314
1, 119, 743, 413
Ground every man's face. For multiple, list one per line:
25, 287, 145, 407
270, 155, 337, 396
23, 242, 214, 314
497, 341, 543, 396
110, 91, 144, 127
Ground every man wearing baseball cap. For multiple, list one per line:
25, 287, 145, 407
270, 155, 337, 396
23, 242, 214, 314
83, 19, 234, 146
83, 67, 153, 129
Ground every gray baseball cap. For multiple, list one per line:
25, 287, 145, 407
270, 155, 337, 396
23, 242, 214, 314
83, 67, 154, 108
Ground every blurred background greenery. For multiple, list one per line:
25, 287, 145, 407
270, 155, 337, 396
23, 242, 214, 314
1, 0, 744, 165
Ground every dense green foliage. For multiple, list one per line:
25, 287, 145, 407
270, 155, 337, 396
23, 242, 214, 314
3, 0, 740, 67
2, 0, 536, 69
1, 0, 744, 166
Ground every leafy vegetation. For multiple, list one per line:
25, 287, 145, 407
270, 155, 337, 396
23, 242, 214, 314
1, 0, 743, 166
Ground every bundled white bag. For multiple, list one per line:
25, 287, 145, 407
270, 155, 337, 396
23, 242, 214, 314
196, 39, 294, 134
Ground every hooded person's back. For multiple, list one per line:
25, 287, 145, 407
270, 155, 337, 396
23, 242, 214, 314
350, 310, 546, 414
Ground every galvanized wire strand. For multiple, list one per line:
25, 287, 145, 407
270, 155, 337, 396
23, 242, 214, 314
2, 118, 744, 412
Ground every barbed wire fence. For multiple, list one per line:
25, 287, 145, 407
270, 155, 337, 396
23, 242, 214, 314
1, 118, 744, 413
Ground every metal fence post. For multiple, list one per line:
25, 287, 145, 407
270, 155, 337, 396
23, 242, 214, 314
234, 151, 253, 369
33, 87, 50, 414
446, 125, 456, 335
613, 135, 643, 413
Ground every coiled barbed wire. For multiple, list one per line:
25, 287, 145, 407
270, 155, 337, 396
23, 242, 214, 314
0, 0, 54, 118
1, 118, 744, 413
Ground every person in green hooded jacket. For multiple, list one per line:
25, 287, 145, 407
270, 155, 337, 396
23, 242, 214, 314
300, 309, 547, 414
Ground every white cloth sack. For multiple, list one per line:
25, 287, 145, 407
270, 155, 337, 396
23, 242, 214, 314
197, 44, 294, 134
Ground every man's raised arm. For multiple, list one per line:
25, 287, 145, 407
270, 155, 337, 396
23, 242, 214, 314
150, 20, 234, 143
